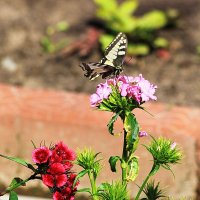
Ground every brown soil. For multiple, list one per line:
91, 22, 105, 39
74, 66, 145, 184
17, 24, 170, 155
0, 0, 200, 107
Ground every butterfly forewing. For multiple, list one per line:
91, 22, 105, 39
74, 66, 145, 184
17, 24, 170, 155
80, 32, 128, 80
104, 32, 127, 67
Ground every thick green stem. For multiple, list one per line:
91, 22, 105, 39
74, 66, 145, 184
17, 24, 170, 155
121, 128, 128, 185
88, 170, 98, 200
135, 163, 158, 200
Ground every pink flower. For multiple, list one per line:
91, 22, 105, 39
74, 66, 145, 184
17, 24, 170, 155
90, 93, 102, 107
90, 82, 112, 107
32, 146, 51, 164
170, 142, 177, 150
42, 163, 67, 187
133, 74, 157, 102
139, 131, 148, 137
96, 82, 112, 99
126, 85, 141, 102
119, 83, 129, 97
90, 74, 157, 108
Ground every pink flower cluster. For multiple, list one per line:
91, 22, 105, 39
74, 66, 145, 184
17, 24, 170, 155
90, 74, 157, 107
32, 142, 78, 200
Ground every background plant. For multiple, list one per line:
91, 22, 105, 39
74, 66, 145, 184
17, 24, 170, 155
40, 21, 69, 53
94, 0, 178, 56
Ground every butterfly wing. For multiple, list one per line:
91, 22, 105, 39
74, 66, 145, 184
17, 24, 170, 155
80, 62, 116, 80
103, 32, 128, 67
80, 32, 128, 80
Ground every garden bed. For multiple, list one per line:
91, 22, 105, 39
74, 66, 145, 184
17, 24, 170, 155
0, 0, 200, 107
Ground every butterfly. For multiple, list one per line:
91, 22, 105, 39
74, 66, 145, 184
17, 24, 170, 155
80, 32, 127, 80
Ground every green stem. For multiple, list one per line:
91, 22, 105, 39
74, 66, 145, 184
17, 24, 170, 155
135, 163, 158, 200
1, 173, 39, 196
88, 170, 98, 200
121, 116, 128, 185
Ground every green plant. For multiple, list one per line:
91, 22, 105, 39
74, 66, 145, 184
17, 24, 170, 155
141, 180, 166, 200
94, 0, 174, 55
40, 21, 69, 53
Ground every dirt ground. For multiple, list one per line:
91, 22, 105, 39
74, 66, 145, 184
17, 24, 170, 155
0, 0, 200, 107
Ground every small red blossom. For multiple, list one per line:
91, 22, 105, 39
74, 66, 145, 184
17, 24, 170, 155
32, 146, 51, 164
42, 174, 67, 188
50, 142, 76, 169
48, 163, 66, 175
42, 163, 68, 187
53, 187, 75, 200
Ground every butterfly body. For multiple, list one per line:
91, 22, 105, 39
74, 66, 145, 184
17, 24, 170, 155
80, 32, 127, 80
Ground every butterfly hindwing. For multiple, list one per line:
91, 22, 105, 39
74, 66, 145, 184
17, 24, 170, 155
80, 62, 116, 80
80, 32, 127, 80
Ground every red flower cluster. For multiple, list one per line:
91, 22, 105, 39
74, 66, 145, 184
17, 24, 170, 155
32, 142, 78, 200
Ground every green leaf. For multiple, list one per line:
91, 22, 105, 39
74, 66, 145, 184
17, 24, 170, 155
109, 156, 121, 172
153, 37, 169, 48
107, 112, 121, 135
6, 177, 26, 193
119, 0, 138, 16
94, 0, 117, 12
8, 178, 25, 189
40, 36, 55, 53
73, 169, 88, 187
56, 21, 69, 32
137, 10, 167, 30
128, 44, 150, 56
124, 112, 139, 141
127, 156, 139, 181
124, 113, 140, 152
0, 154, 34, 170
99, 100, 113, 112
9, 191, 18, 200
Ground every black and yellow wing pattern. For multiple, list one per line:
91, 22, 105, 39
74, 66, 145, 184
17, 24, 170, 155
80, 32, 127, 80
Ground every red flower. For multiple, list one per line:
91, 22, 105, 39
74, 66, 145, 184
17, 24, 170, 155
50, 142, 76, 169
42, 174, 67, 188
32, 146, 51, 164
53, 187, 75, 200
53, 191, 64, 200
42, 163, 67, 187
48, 163, 66, 174
68, 173, 79, 187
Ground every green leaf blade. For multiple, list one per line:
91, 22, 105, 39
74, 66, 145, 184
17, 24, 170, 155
0, 154, 33, 169
107, 112, 121, 135
109, 156, 121, 172
9, 191, 18, 200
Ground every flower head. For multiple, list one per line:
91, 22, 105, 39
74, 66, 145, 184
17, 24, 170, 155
90, 75, 157, 110
50, 142, 76, 170
31, 142, 78, 199
139, 131, 148, 137
90, 82, 112, 107
146, 137, 182, 166
32, 146, 51, 164
133, 74, 157, 102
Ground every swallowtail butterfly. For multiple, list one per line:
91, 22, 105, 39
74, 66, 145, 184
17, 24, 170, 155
80, 32, 127, 80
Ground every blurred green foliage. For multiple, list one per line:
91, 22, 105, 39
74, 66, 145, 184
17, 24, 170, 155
196, 45, 200, 55
40, 21, 69, 53
94, 0, 177, 56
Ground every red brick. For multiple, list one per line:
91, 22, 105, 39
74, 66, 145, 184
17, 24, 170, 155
0, 84, 199, 199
